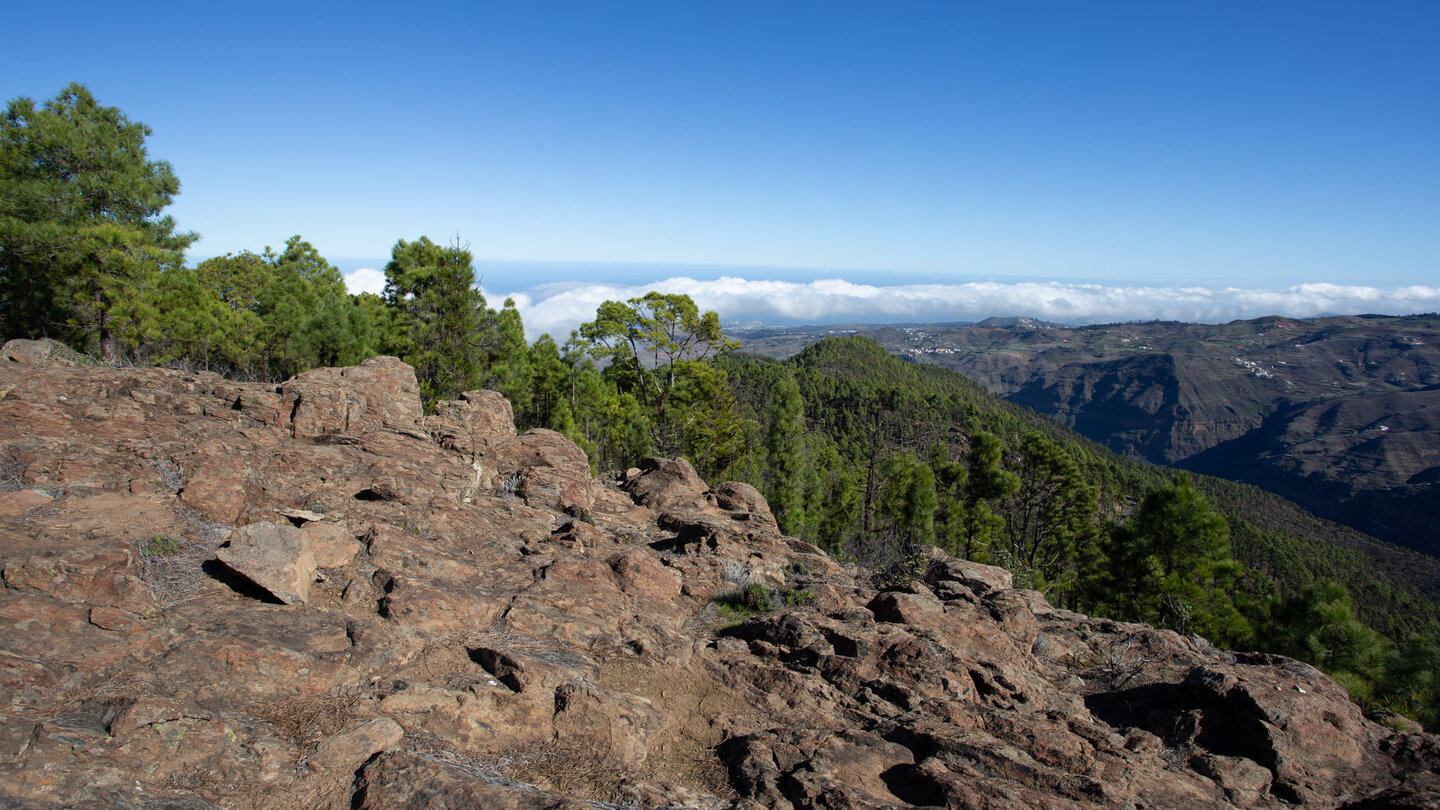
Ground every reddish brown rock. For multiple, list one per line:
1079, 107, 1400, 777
87, 605, 140, 632
868, 587, 945, 625
609, 547, 682, 602
308, 717, 405, 772
550, 519, 605, 552
180, 446, 261, 524
427, 388, 517, 457
924, 547, 1014, 595
0, 488, 52, 515
490, 428, 595, 512
300, 520, 360, 568
215, 521, 315, 604
623, 456, 709, 513
280, 355, 423, 439
0, 353, 1435, 810
710, 480, 779, 529
1, 337, 82, 365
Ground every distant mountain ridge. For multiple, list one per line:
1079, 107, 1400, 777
734, 313, 1440, 557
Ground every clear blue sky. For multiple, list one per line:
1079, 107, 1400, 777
7, 1, 1439, 328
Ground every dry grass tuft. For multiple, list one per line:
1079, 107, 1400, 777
132, 535, 212, 608
0, 450, 25, 492
1072, 634, 1155, 691
495, 738, 632, 802
131, 504, 230, 609
252, 687, 363, 751
169, 763, 354, 810
403, 731, 510, 783
153, 457, 185, 490
402, 732, 646, 807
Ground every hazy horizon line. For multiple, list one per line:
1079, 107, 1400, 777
339, 268, 1440, 341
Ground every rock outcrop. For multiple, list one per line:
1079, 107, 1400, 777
1, 345, 1436, 809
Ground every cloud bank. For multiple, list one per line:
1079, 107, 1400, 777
480, 277, 1440, 341
343, 267, 386, 296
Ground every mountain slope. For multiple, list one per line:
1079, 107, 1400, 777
735, 314, 1440, 556
725, 336, 1440, 646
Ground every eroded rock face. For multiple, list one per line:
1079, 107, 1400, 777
490, 428, 596, 513
710, 481, 780, 530
0, 345, 1435, 810
280, 356, 424, 439
427, 388, 517, 458
1, 336, 84, 366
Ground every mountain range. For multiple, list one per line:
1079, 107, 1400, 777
735, 314, 1440, 558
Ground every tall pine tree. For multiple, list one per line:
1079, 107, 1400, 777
0, 83, 195, 356
764, 372, 809, 536
383, 236, 498, 403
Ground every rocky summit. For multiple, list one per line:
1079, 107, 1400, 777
0, 340, 1436, 810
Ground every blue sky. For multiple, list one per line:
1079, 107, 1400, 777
8, 1, 1439, 335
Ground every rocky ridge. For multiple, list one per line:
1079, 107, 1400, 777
0, 340, 1436, 809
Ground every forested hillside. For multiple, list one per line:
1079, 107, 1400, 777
725, 339, 1440, 632
4, 82, 1439, 730
737, 316, 1440, 557
719, 342, 1440, 689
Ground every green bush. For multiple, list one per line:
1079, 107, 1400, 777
140, 536, 183, 557
714, 582, 815, 617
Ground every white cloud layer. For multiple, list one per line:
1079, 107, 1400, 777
495, 277, 1440, 341
342, 267, 386, 296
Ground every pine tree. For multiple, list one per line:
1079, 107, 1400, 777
1382, 636, 1440, 730
577, 292, 736, 453
120, 266, 257, 370
962, 431, 1019, 558
903, 460, 938, 547
1000, 432, 1100, 601
492, 298, 533, 418
930, 447, 969, 557
875, 452, 937, 548
527, 334, 575, 432
1271, 580, 1388, 701
764, 372, 809, 535
355, 292, 407, 357
1, 83, 196, 355
671, 361, 749, 482
1112, 475, 1252, 646
191, 236, 357, 377
293, 291, 376, 369
383, 236, 498, 403
811, 441, 860, 552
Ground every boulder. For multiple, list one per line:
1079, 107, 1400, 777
623, 456, 708, 513
427, 389, 517, 457
925, 551, 1014, 595
280, 356, 423, 439
867, 589, 945, 625
1190, 752, 1273, 802
1, 337, 84, 366
710, 480, 779, 529
489, 428, 594, 512
300, 521, 360, 568
308, 717, 404, 772
215, 521, 316, 604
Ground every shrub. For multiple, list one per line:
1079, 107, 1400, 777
140, 535, 183, 556
714, 582, 815, 618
